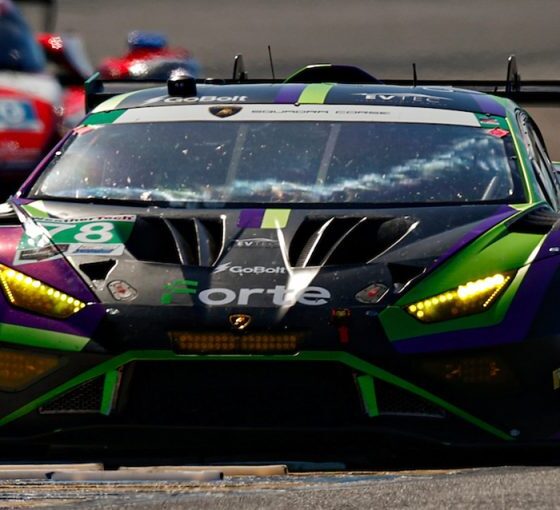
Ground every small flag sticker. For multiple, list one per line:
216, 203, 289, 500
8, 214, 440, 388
238, 209, 291, 229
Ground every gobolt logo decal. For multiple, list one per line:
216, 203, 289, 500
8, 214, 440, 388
161, 279, 330, 306
213, 262, 286, 275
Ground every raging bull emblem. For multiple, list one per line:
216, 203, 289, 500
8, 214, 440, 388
209, 106, 242, 118
229, 313, 252, 330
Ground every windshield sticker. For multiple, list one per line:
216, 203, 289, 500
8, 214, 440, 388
475, 113, 509, 130
487, 128, 509, 138
161, 279, 330, 307
14, 216, 135, 265
238, 209, 291, 229
111, 104, 480, 127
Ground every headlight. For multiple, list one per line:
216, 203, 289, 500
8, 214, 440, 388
405, 272, 513, 323
0, 264, 86, 319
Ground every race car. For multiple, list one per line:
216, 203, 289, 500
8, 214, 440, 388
97, 30, 201, 80
1, 58, 560, 459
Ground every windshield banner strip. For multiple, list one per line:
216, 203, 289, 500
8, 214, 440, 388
112, 104, 480, 126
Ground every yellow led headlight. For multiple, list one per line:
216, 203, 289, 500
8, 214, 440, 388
0, 264, 86, 319
405, 272, 513, 323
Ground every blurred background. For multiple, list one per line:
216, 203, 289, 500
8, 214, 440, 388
42, 0, 560, 79
9, 0, 560, 161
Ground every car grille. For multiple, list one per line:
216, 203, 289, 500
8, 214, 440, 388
36, 363, 446, 423
376, 380, 446, 418
119, 361, 369, 427
39, 377, 104, 414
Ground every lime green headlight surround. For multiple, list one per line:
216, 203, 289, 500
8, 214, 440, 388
405, 272, 513, 323
0, 264, 86, 319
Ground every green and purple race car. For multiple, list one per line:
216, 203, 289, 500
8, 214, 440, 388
0, 59, 560, 458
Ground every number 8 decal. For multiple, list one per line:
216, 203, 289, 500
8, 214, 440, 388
74, 222, 115, 243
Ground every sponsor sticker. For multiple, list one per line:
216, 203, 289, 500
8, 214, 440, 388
164, 95, 248, 103
66, 244, 125, 256
233, 238, 279, 248
161, 279, 330, 307
354, 92, 453, 105
475, 113, 509, 130
213, 262, 286, 275
14, 216, 135, 265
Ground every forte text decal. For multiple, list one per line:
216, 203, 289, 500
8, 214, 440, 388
161, 279, 330, 306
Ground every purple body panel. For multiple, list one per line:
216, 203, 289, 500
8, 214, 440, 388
472, 94, 507, 117
0, 227, 104, 337
395, 231, 560, 354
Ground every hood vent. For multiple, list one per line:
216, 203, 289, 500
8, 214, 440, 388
79, 260, 117, 281
289, 216, 416, 267
126, 217, 224, 266
508, 207, 560, 234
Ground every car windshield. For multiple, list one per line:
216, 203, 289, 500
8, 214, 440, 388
28, 118, 523, 205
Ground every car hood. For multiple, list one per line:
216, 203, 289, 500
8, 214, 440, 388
8, 200, 532, 310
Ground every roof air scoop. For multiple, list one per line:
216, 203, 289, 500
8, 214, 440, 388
283, 64, 381, 84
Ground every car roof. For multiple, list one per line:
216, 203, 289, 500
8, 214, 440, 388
92, 82, 510, 118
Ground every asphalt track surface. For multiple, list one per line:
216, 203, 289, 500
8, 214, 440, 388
3, 466, 560, 509
10, 1, 560, 507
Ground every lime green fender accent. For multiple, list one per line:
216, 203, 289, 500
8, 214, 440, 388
380, 212, 545, 341
0, 351, 512, 441
0, 323, 89, 352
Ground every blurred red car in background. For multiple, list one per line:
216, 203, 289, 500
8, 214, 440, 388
97, 30, 200, 80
